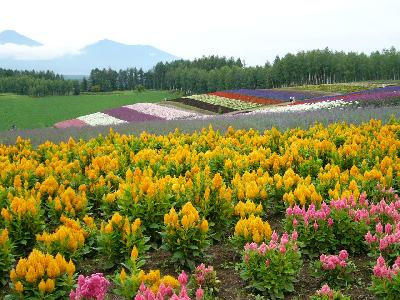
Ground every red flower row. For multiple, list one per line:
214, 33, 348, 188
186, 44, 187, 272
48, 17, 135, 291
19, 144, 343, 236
209, 92, 281, 105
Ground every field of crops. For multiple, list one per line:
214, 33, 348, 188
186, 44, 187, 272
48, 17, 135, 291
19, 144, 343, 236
1, 119, 400, 299
0, 91, 178, 131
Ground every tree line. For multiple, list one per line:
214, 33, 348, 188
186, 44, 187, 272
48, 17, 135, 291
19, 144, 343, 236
86, 47, 400, 94
0, 69, 80, 97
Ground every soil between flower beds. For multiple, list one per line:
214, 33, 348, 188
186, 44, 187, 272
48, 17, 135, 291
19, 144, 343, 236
171, 97, 236, 114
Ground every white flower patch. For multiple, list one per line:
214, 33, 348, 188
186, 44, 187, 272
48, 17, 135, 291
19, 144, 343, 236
77, 112, 127, 126
249, 99, 355, 115
125, 103, 200, 120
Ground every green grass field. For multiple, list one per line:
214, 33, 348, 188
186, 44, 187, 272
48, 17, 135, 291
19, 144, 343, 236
0, 90, 178, 130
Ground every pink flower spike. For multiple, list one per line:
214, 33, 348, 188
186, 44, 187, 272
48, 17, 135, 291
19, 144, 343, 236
376, 222, 383, 234
339, 250, 348, 260
313, 221, 319, 231
271, 231, 278, 242
291, 230, 298, 241
385, 223, 392, 234
195, 287, 204, 300
178, 271, 188, 286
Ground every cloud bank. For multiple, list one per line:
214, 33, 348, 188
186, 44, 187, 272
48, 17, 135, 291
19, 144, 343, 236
0, 43, 80, 60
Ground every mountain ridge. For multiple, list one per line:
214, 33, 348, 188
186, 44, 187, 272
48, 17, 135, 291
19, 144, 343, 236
0, 30, 178, 75
0, 30, 42, 46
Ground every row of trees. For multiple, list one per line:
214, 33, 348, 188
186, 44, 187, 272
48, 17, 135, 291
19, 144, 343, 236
85, 48, 400, 94
146, 47, 400, 93
0, 68, 80, 97
84, 67, 147, 92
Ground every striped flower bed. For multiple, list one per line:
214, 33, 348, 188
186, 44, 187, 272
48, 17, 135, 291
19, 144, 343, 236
187, 94, 262, 110
54, 102, 204, 128
225, 89, 318, 101
249, 99, 355, 114
298, 86, 400, 104
209, 91, 281, 105
124, 103, 199, 120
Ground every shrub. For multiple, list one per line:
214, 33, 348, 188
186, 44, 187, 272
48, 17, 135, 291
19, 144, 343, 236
312, 250, 356, 288
1, 196, 44, 256
370, 255, 400, 299
134, 271, 204, 300
310, 284, 350, 300
162, 202, 210, 269
36, 215, 88, 261
285, 197, 369, 257
69, 273, 110, 300
239, 231, 302, 299
188, 263, 219, 297
97, 213, 149, 268
231, 214, 272, 251
0, 228, 14, 285
8, 249, 75, 299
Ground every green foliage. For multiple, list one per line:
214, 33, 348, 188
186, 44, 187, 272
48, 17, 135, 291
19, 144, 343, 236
311, 258, 356, 288
370, 272, 400, 300
238, 239, 302, 299
284, 208, 369, 258
97, 215, 149, 269
161, 203, 210, 270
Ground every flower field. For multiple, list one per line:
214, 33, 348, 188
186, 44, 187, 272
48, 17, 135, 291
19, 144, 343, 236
299, 85, 400, 104
54, 103, 200, 128
1, 119, 400, 299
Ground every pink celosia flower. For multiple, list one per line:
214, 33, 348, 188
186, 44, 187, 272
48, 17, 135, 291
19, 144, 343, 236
338, 250, 348, 260
178, 271, 188, 286
291, 230, 298, 241
195, 288, 204, 300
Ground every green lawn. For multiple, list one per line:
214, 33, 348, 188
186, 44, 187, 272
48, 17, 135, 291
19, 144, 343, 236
0, 90, 178, 130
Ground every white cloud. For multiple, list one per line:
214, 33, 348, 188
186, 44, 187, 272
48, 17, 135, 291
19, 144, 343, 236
0, 43, 81, 60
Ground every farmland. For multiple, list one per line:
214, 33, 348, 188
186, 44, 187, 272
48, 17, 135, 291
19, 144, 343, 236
0, 90, 178, 131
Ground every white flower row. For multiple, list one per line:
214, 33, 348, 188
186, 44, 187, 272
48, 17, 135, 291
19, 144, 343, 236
77, 112, 127, 126
125, 103, 200, 120
249, 99, 356, 115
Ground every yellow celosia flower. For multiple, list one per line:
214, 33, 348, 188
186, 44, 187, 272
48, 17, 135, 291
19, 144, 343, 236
14, 281, 24, 293
131, 246, 139, 261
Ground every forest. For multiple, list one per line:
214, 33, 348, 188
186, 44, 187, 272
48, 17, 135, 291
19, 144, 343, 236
84, 47, 400, 93
0, 69, 80, 96
2, 47, 399, 96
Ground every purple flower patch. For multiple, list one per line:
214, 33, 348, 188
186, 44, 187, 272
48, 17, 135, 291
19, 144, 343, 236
103, 107, 163, 122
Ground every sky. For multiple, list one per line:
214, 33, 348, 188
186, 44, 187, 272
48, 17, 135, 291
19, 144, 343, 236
0, 0, 399, 65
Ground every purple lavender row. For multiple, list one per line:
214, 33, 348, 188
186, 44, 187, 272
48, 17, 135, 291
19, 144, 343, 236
225, 89, 319, 101
103, 107, 163, 122
306, 85, 400, 102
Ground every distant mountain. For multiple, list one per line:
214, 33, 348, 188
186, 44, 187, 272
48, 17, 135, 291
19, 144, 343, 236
0, 31, 178, 75
0, 30, 42, 46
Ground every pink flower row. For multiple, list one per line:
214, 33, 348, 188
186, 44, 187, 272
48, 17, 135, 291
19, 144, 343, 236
365, 222, 400, 251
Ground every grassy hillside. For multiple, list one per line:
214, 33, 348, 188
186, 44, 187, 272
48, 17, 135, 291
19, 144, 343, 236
0, 90, 178, 130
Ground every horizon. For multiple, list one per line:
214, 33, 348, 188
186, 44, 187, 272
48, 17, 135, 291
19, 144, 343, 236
0, 0, 399, 66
